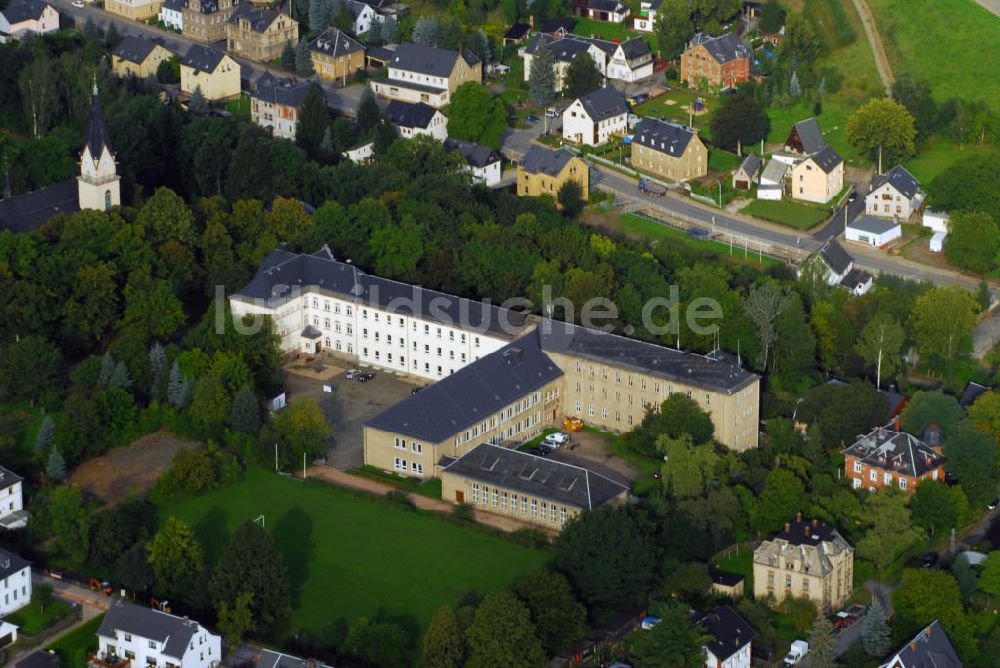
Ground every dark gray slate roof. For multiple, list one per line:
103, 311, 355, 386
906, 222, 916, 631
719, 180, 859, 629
809, 144, 843, 173
253, 73, 312, 108
386, 99, 438, 129
520, 145, 576, 177
538, 319, 757, 394
588, 0, 624, 13
0, 466, 23, 491
113, 36, 167, 64
0, 548, 31, 579
736, 152, 761, 178
886, 621, 962, 668
839, 268, 872, 291
710, 571, 743, 587
85, 90, 113, 159
632, 117, 696, 157
539, 17, 575, 33
444, 137, 500, 168
843, 427, 945, 478
0, 179, 79, 234
389, 41, 480, 76
504, 23, 530, 40
442, 443, 628, 510
524, 33, 616, 61
233, 247, 528, 340
575, 85, 629, 122
162, 0, 183, 11
366, 333, 564, 442
181, 44, 226, 73
959, 381, 990, 408
15, 652, 60, 668
98, 602, 200, 661
619, 36, 650, 60
871, 164, 920, 200
228, 3, 284, 31
695, 605, 757, 663
310, 27, 363, 58
688, 32, 750, 64
768, 518, 844, 548
849, 215, 898, 235
819, 239, 852, 275
787, 117, 825, 154
2, 0, 51, 23
228, 647, 333, 668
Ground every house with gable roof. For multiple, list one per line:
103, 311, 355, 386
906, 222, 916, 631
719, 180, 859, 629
562, 85, 629, 146
311, 27, 364, 82
111, 36, 174, 79
607, 36, 653, 82
879, 620, 962, 668
443, 138, 502, 186
866, 164, 924, 221
577, 0, 631, 22
158, 0, 183, 30
0, 548, 31, 616
783, 117, 825, 156
800, 239, 873, 296
386, 100, 448, 141
226, 4, 298, 62
633, 0, 662, 31
93, 601, 221, 668
680, 32, 751, 89
695, 605, 757, 668
180, 45, 240, 100
732, 152, 762, 190
183, 0, 237, 43
843, 425, 946, 493
630, 117, 707, 182
369, 42, 482, 109
517, 145, 589, 199
250, 73, 313, 140
790, 144, 844, 203
0, 0, 58, 42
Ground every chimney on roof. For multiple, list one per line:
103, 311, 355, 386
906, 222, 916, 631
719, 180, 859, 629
183, 615, 189, 625
795, 512, 802, 523
529, 14, 534, 30
784, 522, 790, 533
804, 523, 809, 536
812, 518, 818, 528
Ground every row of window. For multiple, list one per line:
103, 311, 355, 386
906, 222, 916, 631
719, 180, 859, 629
470, 483, 569, 525
852, 461, 913, 489
452, 392, 548, 448
393, 458, 424, 476
393, 437, 423, 455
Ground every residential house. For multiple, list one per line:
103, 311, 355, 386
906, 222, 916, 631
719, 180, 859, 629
517, 145, 589, 199
630, 117, 707, 182
183, 0, 238, 44
790, 145, 843, 203
680, 32, 751, 89
343, 140, 374, 164
843, 426, 945, 493
539, 17, 575, 37
0, 467, 28, 530
801, 239, 873, 296
443, 138, 502, 187
633, 0, 662, 32
757, 159, 787, 200
158, 0, 183, 30
311, 27, 364, 82
562, 85, 629, 146
250, 73, 311, 140
180, 45, 240, 100
344, 0, 376, 35
226, 5, 298, 62
710, 572, 745, 599
502, 22, 530, 45
112, 36, 174, 78
846, 215, 901, 248
226, 647, 333, 668
865, 164, 924, 221
523, 33, 651, 88
0, 86, 118, 233
607, 37, 653, 82
695, 605, 756, 668
578, 0, 631, 22
0, 0, 58, 42
369, 42, 482, 108
105, 0, 161, 21
879, 620, 962, 668
753, 515, 854, 612
355, 0, 407, 17
93, 601, 222, 668
440, 443, 629, 530
386, 100, 448, 141
0, 548, 31, 616
230, 248, 761, 452
783, 117, 825, 156
732, 152, 761, 190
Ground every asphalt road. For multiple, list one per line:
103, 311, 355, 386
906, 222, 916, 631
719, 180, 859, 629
51, 0, 370, 115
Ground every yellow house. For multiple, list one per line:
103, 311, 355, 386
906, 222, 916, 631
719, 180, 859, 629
517, 145, 589, 200
440, 443, 629, 531
311, 27, 365, 82
226, 4, 298, 63
105, 0, 161, 21
180, 45, 240, 101
791, 145, 844, 204
630, 117, 707, 182
111, 36, 174, 79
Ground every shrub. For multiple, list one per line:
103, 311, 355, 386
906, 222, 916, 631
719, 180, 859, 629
384, 490, 415, 510
453, 503, 475, 521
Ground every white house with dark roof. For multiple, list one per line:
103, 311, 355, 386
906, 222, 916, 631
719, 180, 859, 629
846, 215, 902, 248
695, 605, 756, 668
158, 0, 183, 30
790, 144, 843, 203
386, 100, 448, 141
879, 620, 962, 668
0, 466, 27, 529
801, 239, 873, 296
0, 0, 58, 42
582, 0, 630, 22
607, 37, 653, 82
866, 164, 924, 221
522, 34, 609, 91
343, 0, 376, 35
562, 85, 629, 146
370, 42, 482, 108
0, 548, 31, 616
443, 138, 502, 186
94, 601, 221, 668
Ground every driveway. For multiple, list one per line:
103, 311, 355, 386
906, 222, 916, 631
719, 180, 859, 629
832, 581, 895, 659
544, 430, 637, 487
282, 357, 422, 470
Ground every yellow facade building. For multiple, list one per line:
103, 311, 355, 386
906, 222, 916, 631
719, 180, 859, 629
111, 36, 174, 79
630, 117, 707, 183
517, 145, 589, 200
105, 0, 161, 21
226, 5, 298, 63
180, 45, 240, 101
311, 28, 365, 82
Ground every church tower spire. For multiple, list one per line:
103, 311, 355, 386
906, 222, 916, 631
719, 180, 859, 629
78, 79, 121, 212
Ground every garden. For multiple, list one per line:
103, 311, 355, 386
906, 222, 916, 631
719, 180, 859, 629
741, 199, 830, 230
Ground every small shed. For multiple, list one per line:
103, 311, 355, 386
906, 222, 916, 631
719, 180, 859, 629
929, 231, 946, 253
732, 152, 762, 190
710, 571, 745, 598
922, 209, 950, 233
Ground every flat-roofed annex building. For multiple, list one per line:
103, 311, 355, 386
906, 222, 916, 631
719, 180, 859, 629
440, 443, 628, 530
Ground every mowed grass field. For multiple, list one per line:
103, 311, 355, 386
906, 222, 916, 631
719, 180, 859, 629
869, 0, 1000, 109
160, 468, 551, 640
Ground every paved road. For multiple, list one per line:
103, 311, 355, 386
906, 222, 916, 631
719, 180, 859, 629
51, 0, 369, 115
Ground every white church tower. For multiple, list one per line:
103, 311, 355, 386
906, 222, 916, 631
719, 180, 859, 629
78, 81, 120, 212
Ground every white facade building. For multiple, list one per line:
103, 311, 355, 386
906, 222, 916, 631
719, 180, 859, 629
95, 602, 222, 668
632, 0, 661, 31
0, 549, 31, 617
229, 247, 523, 381
922, 210, 949, 234
158, 0, 182, 30
346, 0, 375, 35
865, 165, 924, 221
846, 215, 902, 248
0, 467, 26, 529
562, 86, 629, 147
386, 100, 448, 141
444, 138, 502, 187
696, 605, 756, 668
606, 39, 654, 82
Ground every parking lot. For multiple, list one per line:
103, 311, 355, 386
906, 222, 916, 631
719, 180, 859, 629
282, 356, 424, 470
541, 430, 639, 488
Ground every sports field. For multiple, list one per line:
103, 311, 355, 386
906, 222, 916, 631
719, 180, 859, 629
160, 468, 551, 640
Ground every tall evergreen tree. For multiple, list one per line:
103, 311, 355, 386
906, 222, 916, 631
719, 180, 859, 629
189, 86, 209, 114
230, 387, 261, 434
281, 41, 297, 71
97, 353, 116, 387
297, 83, 327, 153
368, 16, 384, 46
528, 40, 556, 107
807, 616, 836, 668
564, 52, 603, 99
862, 597, 891, 658
109, 361, 134, 390
83, 16, 100, 40
295, 38, 314, 76
381, 15, 399, 43
35, 415, 55, 454
167, 361, 190, 409
46, 448, 66, 481
149, 343, 167, 399
309, 0, 327, 31
356, 88, 380, 134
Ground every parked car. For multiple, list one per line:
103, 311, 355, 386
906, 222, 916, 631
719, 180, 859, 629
639, 178, 667, 197
525, 114, 540, 124
542, 432, 570, 449
545, 107, 559, 118
848, 190, 858, 202
641, 616, 660, 630
356, 372, 375, 382
527, 446, 548, 456
345, 369, 361, 379
988, 497, 998, 510
71, 1, 84, 6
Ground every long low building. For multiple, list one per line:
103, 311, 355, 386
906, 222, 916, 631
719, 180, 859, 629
440, 443, 629, 530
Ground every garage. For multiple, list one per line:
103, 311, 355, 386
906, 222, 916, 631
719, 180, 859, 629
845, 215, 902, 248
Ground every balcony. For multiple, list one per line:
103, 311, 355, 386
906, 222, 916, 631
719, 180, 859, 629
87, 653, 131, 668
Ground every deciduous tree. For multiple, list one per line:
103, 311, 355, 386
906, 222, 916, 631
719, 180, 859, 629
750, 469, 805, 534
855, 312, 905, 389
0, 335, 60, 406
910, 284, 978, 372
630, 603, 709, 668
447, 82, 509, 148
421, 605, 464, 668
944, 211, 1000, 273
465, 591, 545, 668
513, 570, 587, 655
846, 98, 918, 167
856, 491, 923, 571
709, 88, 770, 152
344, 618, 409, 668
654, 0, 695, 60
893, 569, 973, 655
564, 52, 603, 99
217, 591, 255, 650
147, 517, 203, 598
270, 398, 333, 466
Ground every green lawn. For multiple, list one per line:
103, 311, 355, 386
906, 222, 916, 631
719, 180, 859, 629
347, 465, 443, 499
6, 599, 75, 636
708, 149, 741, 174
224, 94, 251, 120
160, 468, 550, 641
903, 136, 998, 184
634, 89, 714, 137
571, 18, 656, 50
46, 614, 103, 668
619, 213, 780, 267
741, 199, 829, 230
869, 0, 1000, 109
765, 99, 865, 165
713, 546, 754, 591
